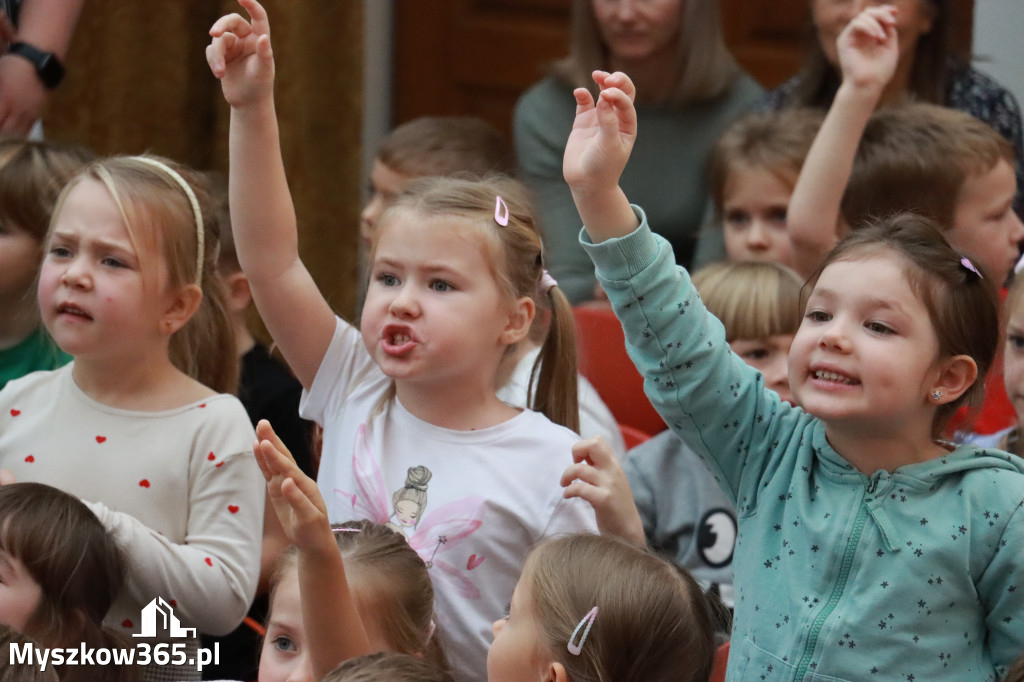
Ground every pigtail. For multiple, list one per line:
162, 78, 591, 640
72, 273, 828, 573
530, 284, 579, 433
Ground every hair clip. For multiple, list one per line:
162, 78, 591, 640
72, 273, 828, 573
540, 269, 558, 295
494, 195, 509, 227
566, 606, 598, 656
330, 525, 362, 534
959, 256, 982, 280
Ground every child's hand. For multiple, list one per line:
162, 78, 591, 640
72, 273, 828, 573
253, 419, 335, 555
563, 70, 637, 198
207, 0, 275, 109
836, 5, 899, 93
561, 436, 646, 548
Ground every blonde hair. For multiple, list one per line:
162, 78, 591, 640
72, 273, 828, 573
374, 175, 579, 432
0, 140, 93, 242
0, 627, 57, 682
376, 116, 513, 179
691, 261, 804, 342
525, 534, 715, 681
550, 0, 743, 106
708, 108, 823, 218
268, 521, 449, 673
324, 651, 454, 682
49, 155, 238, 394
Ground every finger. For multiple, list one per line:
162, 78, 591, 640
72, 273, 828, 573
239, 0, 271, 38
597, 87, 637, 139
560, 461, 604, 489
252, 439, 274, 481
209, 12, 251, 39
0, 469, 16, 486
562, 479, 606, 506
256, 33, 274, 64
602, 71, 636, 103
206, 33, 239, 76
573, 87, 595, 117
280, 476, 327, 525
256, 419, 295, 463
571, 436, 611, 466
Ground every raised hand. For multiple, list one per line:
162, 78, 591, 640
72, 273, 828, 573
561, 436, 645, 547
206, 0, 275, 109
563, 70, 638, 197
836, 5, 899, 94
253, 419, 334, 554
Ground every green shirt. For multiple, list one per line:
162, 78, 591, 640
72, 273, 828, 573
0, 326, 70, 390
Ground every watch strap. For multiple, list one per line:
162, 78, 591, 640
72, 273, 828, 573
6, 41, 64, 89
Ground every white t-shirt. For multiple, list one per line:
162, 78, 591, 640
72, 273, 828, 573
301, 318, 597, 682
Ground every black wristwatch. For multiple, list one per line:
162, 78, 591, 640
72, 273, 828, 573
5, 42, 64, 89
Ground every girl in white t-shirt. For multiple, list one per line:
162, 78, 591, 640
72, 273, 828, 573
0, 155, 264, 682
207, 3, 597, 679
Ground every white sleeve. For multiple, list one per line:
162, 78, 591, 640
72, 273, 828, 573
300, 316, 381, 426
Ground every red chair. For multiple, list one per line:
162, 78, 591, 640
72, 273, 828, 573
618, 423, 652, 450
709, 641, 729, 682
572, 305, 666, 438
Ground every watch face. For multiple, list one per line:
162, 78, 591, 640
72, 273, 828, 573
36, 53, 64, 88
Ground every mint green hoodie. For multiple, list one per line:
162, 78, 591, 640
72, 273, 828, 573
581, 209, 1024, 682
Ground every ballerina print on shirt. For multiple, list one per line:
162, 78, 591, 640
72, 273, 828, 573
337, 425, 486, 599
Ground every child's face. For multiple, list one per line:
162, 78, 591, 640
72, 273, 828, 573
0, 549, 42, 634
0, 221, 41, 307
37, 179, 176, 361
488, 574, 550, 682
730, 335, 795, 404
721, 165, 794, 267
789, 252, 945, 437
360, 160, 413, 249
1003, 293, 1024, 429
260, 571, 312, 682
947, 159, 1023, 283
361, 213, 522, 391
591, 0, 683, 66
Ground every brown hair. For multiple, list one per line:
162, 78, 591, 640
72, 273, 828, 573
789, 0, 959, 108
377, 116, 513, 179
268, 520, 448, 673
804, 213, 999, 437
324, 651, 454, 682
525, 533, 716, 682
374, 175, 580, 432
0, 484, 137, 682
842, 103, 1015, 234
708, 108, 824, 218
50, 155, 238, 394
692, 261, 804, 342
0, 140, 93, 242
550, 0, 743, 106
0, 626, 58, 682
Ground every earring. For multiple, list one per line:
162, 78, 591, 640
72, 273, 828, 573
930, 390, 943, 401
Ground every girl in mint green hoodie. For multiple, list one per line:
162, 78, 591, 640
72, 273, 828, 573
560, 54, 1024, 682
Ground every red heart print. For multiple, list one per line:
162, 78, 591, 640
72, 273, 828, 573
466, 554, 485, 570
169, 599, 177, 607
215, 462, 224, 468
9, 409, 19, 417
139, 479, 150, 488
207, 452, 216, 461
204, 557, 213, 567
122, 619, 133, 628
228, 505, 239, 514
24, 455, 34, 463
95, 436, 107, 443
199, 403, 207, 408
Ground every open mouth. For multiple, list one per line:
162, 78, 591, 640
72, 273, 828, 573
57, 303, 92, 320
813, 370, 859, 386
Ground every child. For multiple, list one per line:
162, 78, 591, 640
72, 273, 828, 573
625, 260, 802, 609
785, 6, 1023, 282
360, 115, 513, 248
982, 262, 1024, 454
324, 651, 454, 682
564, 63, 1024, 681
207, 5, 597, 680
0, 139, 93, 390
0, 482, 134, 682
254, 421, 447, 681
0, 627, 58, 682
488, 533, 716, 682
707, 108, 823, 268
0, 155, 265, 682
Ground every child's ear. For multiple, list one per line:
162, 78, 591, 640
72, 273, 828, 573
160, 283, 203, 336
929, 354, 978, 404
223, 271, 253, 314
542, 661, 568, 682
500, 296, 536, 345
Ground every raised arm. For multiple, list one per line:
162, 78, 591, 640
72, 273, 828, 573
560, 436, 645, 547
207, 0, 336, 389
786, 6, 898, 278
563, 70, 640, 243
254, 420, 371, 679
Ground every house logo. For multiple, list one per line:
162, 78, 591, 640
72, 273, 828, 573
132, 597, 196, 638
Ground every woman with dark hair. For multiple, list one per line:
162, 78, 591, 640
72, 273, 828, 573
763, 0, 1022, 208
514, 0, 762, 305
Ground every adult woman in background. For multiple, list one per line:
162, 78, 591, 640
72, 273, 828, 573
514, 0, 762, 304
763, 0, 1022, 208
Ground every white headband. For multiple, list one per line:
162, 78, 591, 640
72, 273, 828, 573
133, 156, 205, 285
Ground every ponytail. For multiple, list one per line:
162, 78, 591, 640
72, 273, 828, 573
529, 284, 579, 433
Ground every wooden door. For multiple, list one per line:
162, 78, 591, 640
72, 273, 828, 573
393, 0, 974, 138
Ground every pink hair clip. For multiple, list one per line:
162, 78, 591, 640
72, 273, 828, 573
960, 256, 982, 280
494, 195, 509, 227
567, 606, 598, 656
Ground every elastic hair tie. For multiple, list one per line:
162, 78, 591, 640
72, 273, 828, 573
133, 156, 205, 286
426, 619, 436, 644
959, 256, 982, 281
540, 269, 558, 295
566, 606, 598, 656
494, 195, 509, 227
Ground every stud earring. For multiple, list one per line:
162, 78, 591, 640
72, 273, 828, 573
930, 390, 943, 401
